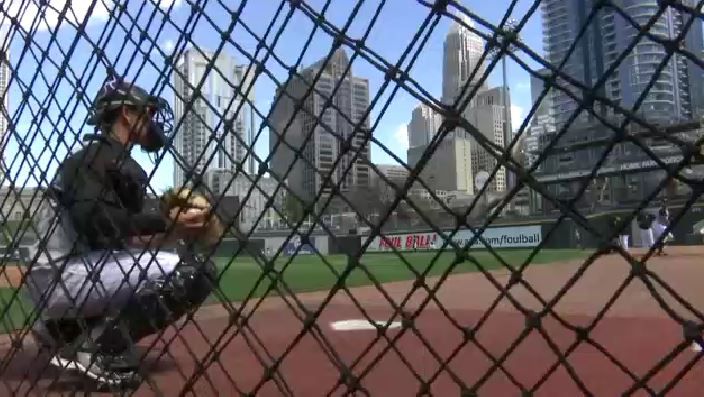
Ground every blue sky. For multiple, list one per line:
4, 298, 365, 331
1, 0, 545, 192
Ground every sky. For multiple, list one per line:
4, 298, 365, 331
0, 0, 546, 193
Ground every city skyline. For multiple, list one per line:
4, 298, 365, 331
3, 0, 699, 200
0, 1, 540, 193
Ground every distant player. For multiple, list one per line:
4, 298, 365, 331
23, 80, 217, 389
637, 211, 656, 251
652, 202, 672, 256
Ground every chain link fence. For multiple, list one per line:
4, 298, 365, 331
1, 0, 704, 395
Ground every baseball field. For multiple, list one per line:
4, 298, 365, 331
4, 247, 704, 394
0, 249, 588, 334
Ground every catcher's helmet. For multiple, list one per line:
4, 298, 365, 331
87, 78, 174, 153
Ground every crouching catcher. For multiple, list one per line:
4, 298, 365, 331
22, 79, 223, 390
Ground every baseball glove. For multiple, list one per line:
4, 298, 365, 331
159, 187, 225, 248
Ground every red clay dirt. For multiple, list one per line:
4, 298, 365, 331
0, 265, 25, 289
2, 246, 704, 396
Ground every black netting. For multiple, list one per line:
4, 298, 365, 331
1, 0, 704, 395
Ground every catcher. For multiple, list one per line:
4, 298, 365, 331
23, 79, 223, 389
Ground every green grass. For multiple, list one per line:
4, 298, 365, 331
0, 289, 36, 334
0, 249, 588, 333
211, 248, 588, 302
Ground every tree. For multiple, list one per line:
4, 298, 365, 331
284, 194, 304, 223
347, 184, 388, 225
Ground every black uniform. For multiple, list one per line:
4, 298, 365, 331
56, 134, 167, 250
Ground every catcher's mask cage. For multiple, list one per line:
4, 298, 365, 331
86, 78, 174, 155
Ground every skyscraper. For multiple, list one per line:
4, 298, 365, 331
535, 0, 704, 212
407, 103, 442, 149
541, 0, 704, 127
403, 12, 491, 196
369, 164, 409, 202
173, 49, 256, 189
530, 68, 553, 126
464, 87, 512, 192
526, 68, 556, 168
407, 132, 474, 194
406, 101, 474, 194
442, 13, 487, 106
268, 49, 371, 210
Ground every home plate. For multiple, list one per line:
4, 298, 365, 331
330, 319, 403, 331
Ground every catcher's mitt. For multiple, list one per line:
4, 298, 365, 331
159, 188, 225, 248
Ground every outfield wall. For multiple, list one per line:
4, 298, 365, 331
217, 224, 545, 258
312, 211, 701, 255
209, 222, 574, 258
364, 226, 543, 252
6, 210, 702, 264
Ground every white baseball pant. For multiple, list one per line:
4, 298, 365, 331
24, 249, 180, 320
639, 228, 655, 248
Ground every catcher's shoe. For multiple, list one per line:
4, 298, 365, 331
49, 341, 142, 391
31, 319, 80, 351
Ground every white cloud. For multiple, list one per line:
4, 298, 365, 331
511, 105, 526, 131
514, 80, 530, 91
393, 123, 409, 150
156, 0, 184, 10
163, 39, 175, 52
2, 0, 109, 32
0, 0, 182, 33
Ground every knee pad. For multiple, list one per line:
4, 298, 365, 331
173, 259, 217, 307
119, 260, 217, 341
114, 282, 173, 342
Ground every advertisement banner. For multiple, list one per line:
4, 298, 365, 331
449, 225, 542, 248
283, 236, 316, 256
365, 225, 542, 252
369, 232, 439, 252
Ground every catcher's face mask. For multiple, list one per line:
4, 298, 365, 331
138, 97, 174, 154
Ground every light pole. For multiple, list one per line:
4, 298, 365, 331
485, 19, 521, 192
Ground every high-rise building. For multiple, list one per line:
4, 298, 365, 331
268, 49, 371, 211
407, 133, 474, 194
203, 170, 284, 232
464, 87, 512, 193
369, 164, 409, 202
535, 0, 704, 212
442, 13, 487, 106
530, 68, 553, 126
173, 49, 256, 189
407, 104, 442, 149
526, 68, 556, 168
403, 12, 488, 196
370, 164, 409, 185
541, 0, 704, 127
